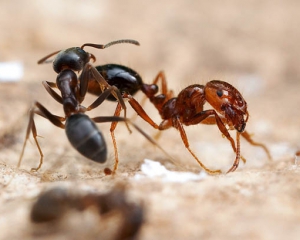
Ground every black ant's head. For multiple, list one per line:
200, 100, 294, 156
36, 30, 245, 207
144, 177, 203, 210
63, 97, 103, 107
204, 80, 248, 132
37, 39, 140, 74
53, 47, 91, 73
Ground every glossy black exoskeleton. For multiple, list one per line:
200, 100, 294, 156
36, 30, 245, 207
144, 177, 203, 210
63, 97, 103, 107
86, 64, 165, 133
18, 39, 162, 173
87, 64, 143, 101
65, 113, 107, 163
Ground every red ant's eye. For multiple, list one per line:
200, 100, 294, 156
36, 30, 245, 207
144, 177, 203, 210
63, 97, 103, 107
216, 89, 223, 97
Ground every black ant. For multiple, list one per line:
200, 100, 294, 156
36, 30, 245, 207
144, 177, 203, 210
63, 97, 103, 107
86, 63, 162, 128
30, 185, 144, 239
139, 72, 272, 174
17, 40, 164, 173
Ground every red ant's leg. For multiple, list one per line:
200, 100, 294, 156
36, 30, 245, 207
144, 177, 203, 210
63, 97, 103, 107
226, 132, 241, 173
158, 117, 222, 174
124, 93, 159, 129
241, 131, 272, 160
186, 110, 243, 172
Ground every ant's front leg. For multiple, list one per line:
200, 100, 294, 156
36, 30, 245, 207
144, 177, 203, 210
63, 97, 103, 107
186, 110, 237, 153
123, 93, 159, 129
18, 101, 65, 171
91, 116, 170, 174
199, 115, 248, 164
99, 92, 160, 172
185, 110, 243, 173
200, 115, 272, 162
80, 63, 127, 112
80, 63, 131, 132
226, 131, 241, 173
42, 81, 63, 104
158, 117, 222, 174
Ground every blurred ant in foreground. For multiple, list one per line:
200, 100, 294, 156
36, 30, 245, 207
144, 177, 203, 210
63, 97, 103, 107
141, 72, 272, 174
18, 39, 164, 173
30, 185, 144, 239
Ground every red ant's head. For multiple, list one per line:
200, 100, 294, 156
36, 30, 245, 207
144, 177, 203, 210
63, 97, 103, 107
204, 80, 248, 132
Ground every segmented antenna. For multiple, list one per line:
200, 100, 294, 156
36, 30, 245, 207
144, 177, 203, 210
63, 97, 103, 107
81, 39, 140, 49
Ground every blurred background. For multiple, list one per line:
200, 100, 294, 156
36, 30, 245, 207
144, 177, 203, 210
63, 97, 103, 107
0, 0, 300, 239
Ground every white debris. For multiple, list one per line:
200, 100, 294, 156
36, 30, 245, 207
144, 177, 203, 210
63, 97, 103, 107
0, 61, 23, 82
134, 159, 207, 182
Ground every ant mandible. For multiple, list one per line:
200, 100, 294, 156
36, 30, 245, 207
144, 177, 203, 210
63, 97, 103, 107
17, 40, 163, 173
141, 72, 272, 174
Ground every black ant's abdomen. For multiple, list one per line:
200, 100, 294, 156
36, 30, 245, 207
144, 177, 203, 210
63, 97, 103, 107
65, 114, 107, 163
88, 64, 143, 101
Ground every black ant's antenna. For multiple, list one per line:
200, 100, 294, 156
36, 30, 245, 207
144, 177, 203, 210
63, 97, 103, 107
81, 39, 140, 50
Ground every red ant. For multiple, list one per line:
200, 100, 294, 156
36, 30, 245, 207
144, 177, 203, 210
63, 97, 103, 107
86, 66, 271, 174
17, 40, 165, 173
139, 72, 272, 174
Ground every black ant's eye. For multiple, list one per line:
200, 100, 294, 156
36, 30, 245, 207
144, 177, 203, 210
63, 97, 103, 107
216, 89, 223, 97
77, 48, 86, 55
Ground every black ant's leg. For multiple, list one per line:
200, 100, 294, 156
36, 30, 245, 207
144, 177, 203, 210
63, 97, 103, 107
85, 86, 132, 132
91, 116, 171, 174
42, 81, 63, 104
18, 101, 65, 171
80, 63, 131, 132
80, 63, 127, 109
84, 87, 130, 172
85, 86, 116, 111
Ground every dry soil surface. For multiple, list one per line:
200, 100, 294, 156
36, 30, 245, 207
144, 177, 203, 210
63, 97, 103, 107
0, 1, 300, 239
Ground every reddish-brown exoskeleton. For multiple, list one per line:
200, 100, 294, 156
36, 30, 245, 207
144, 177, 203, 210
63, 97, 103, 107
138, 71, 271, 174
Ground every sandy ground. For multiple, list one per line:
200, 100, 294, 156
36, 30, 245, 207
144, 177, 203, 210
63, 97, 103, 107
0, 0, 300, 239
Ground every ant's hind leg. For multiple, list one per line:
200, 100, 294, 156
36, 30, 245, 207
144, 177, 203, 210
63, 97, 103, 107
18, 109, 43, 171
241, 131, 272, 160
140, 71, 174, 107
152, 71, 174, 98
18, 101, 65, 171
